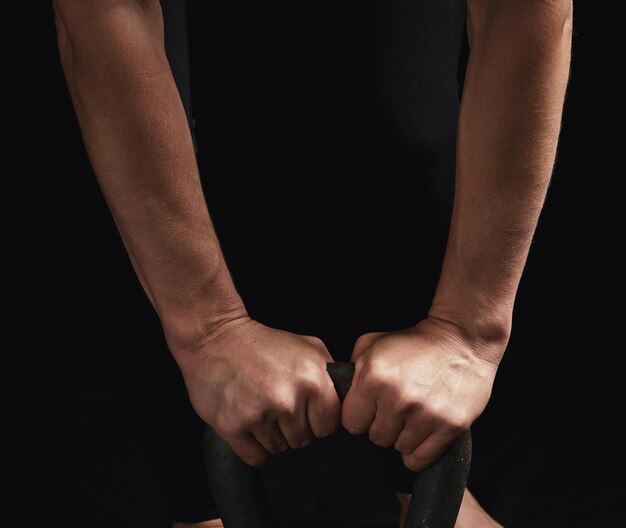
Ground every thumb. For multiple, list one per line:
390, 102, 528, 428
351, 332, 385, 361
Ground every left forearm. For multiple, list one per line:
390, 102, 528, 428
430, 0, 572, 360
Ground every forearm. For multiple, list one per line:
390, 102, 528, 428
53, 1, 245, 345
430, 0, 572, 360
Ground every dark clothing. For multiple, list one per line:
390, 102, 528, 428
5, 0, 467, 525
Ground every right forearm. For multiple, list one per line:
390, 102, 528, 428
53, 0, 245, 344
51, 3, 343, 466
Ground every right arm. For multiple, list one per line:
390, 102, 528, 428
52, 0, 340, 465
54, 0, 241, 341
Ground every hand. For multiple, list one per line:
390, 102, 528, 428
342, 318, 501, 472
170, 317, 341, 467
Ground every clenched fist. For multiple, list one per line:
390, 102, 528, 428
342, 318, 501, 472
170, 318, 341, 467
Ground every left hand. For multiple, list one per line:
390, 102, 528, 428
342, 318, 501, 472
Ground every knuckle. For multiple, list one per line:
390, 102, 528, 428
305, 335, 325, 349
225, 424, 248, 440
367, 360, 402, 393
367, 356, 392, 377
240, 406, 266, 427
296, 366, 324, 394
446, 412, 471, 432
270, 395, 297, 417
354, 333, 373, 351
215, 415, 245, 438
361, 368, 390, 392
419, 401, 446, 421
301, 377, 322, 395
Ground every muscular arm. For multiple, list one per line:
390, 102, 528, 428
343, 0, 573, 471
53, 0, 244, 345
53, 0, 340, 467
430, 0, 573, 359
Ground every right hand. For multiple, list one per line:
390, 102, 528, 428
169, 317, 341, 467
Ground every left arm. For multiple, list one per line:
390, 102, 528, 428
343, 0, 573, 471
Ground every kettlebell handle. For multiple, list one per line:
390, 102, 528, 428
204, 361, 471, 528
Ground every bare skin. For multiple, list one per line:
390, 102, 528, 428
342, 0, 573, 472
177, 318, 340, 461
52, 0, 341, 471
51, 0, 571, 526
173, 521, 223, 528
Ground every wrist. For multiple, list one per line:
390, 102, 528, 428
159, 272, 249, 355
427, 297, 512, 366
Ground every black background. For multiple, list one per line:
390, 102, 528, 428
3, 2, 624, 527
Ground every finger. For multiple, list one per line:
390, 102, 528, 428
394, 418, 434, 455
249, 421, 290, 455
302, 335, 334, 362
351, 332, 385, 361
367, 404, 405, 447
341, 382, 377, 434
225, 432, 272, 467
401, 429, 459, 473
277, 403, 314, 449
307, 375, 341, 438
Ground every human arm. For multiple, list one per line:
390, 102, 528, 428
52, 0, 340, 466
342, 0, 573, 471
